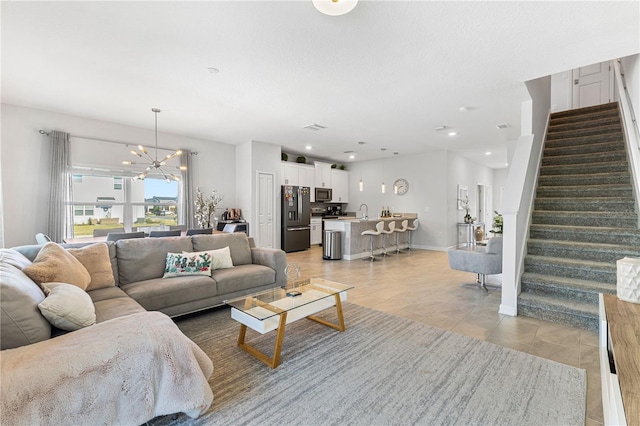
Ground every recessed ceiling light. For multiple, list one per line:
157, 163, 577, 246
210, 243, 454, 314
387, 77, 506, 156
207, 67, 219, 74
448, 131, 457, 136
305, 145, 312, 150
485, 152, 492, 156
349, 154, 355, 159
312, 0, 358, 16
505, 163, 509, 167
459, 106, 468, 112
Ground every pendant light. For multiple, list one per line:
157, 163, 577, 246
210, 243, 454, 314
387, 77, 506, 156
312, 0, 358, 16
359, 178, 364, 192
122, 108, 185, 182
381, 147, 387, 193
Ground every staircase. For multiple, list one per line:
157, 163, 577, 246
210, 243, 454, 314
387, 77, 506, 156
517, 102, 640, 331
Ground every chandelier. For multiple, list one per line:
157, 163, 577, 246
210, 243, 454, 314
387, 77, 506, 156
122, 108, 185, 182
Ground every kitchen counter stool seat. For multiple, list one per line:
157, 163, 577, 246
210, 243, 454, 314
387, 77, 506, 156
361, 221, 384, 262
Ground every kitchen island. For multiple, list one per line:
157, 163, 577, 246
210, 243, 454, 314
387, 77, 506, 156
323, 216, 417, 260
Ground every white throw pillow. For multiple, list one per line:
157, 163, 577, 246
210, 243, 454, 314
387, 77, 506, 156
37, 282, 96, 331
183, 246, 234, 271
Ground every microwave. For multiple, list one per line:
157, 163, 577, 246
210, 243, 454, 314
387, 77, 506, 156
315, 187, 333, 202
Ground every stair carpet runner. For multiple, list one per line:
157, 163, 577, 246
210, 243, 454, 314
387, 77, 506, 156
517, 102, 640, 331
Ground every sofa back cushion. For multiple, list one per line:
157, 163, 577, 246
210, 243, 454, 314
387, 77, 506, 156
192, 233, 252, 266
116, 236, 193, 285
1, 249, 52, 350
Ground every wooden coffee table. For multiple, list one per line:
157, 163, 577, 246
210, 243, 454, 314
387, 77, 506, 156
224, 278, 354, 368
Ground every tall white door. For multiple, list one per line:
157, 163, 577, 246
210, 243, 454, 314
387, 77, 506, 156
256, 172, 275, 248
477, 184, 485, 225
572, 61, 611, 108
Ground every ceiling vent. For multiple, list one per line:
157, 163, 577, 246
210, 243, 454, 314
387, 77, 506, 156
496, 123, 511, 130
304, 123, 327, 131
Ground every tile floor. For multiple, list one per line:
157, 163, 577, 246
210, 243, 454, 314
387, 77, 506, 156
286, 246, 603, 425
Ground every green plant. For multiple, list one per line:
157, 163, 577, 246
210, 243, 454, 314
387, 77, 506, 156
339, 164, 346, 170
331, 163, 337, 169
296, 156, 306, 164
281, 152, 288, 161
491, 211, 503, 234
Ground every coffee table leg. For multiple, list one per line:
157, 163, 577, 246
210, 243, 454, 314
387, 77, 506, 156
307, 293, 346, 332
237, 312, 288, 369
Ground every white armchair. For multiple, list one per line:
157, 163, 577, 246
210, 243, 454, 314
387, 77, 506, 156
447, 237, 503, 291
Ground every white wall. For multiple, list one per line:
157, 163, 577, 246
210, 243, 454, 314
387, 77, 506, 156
550, 71, 573, 112
236, 140, 281, 247
345, 149, 494, 250
1, 103, 236, 247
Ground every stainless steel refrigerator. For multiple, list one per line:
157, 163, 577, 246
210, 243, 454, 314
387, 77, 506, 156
281, 185, 311, 252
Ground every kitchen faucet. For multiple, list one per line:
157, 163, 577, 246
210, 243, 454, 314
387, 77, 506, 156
359, 203, 369, 220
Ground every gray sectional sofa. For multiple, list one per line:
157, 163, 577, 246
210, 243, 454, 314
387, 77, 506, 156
0, 232, 287, 424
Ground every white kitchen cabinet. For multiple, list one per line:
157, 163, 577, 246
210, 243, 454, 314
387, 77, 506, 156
331, 169, 349, 203
310, 218, 322, 245
314, 162, 332, 188
281, 162, 299, 186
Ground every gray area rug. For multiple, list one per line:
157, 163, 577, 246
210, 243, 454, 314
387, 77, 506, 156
151, 303, 586, 426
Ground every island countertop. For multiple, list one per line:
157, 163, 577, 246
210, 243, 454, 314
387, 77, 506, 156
323, 215, 417, 260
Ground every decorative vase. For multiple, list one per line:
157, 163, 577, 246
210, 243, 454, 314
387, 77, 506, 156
474, 226, 485, 242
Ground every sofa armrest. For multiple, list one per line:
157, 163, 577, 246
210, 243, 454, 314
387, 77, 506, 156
251, 247, 287, 287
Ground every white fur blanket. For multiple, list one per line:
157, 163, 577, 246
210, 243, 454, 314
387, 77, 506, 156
1, 311, 213, 425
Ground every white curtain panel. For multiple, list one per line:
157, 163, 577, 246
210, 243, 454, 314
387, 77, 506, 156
48, 131, 73, 242
180, 149, 194, 228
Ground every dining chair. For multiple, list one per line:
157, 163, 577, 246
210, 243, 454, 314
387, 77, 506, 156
186, 228, 214, 236
169, 225, 187, 232
148, 230, 182, 238
106, 231, 146, 242
93, 228, 124, 237
35, 233, 52, 244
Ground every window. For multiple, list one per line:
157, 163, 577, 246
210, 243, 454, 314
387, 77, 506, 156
70, 169, 181, 237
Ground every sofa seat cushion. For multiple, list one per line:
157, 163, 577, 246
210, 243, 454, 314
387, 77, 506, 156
212, 264, 276, 295
116, 236, 194, 285
192, 233, 252, 265
0, 250, 52, 350
120, 276, 217, 312
86, 286, 147, 322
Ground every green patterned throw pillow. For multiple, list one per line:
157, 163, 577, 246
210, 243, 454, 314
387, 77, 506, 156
163, 252, 213, 278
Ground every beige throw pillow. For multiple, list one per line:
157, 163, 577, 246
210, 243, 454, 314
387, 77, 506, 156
23, 243, 91, 290
37, 282, 96, 331
68, 243, 115, 290
184, 246, 234, 271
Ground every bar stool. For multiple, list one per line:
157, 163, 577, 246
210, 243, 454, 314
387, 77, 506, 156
380, 221, 395, 256
393, 220, 409, 254
361, 221, 384, 262
405, 219, 419, 251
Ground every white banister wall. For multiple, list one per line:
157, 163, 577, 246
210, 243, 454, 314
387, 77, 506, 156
614, 57, 640, 220
500, 76, 551, 316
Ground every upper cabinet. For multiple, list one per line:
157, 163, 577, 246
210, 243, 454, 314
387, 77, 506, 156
315, 162, 332, 188
331, 169, 349, 203
298, 164, 315, 189
281, 162, 299, 186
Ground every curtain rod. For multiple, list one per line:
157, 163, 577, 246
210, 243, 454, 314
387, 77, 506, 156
38, 129, 198, 154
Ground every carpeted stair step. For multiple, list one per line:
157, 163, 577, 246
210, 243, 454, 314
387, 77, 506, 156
539, 161, 629, 176
549, 107, 620, 126
527, 239, 640, 263
537, 172, 632, 187
520, 272, 616, 304
541, 150, 627, 166
534, 197, 635, 212
517, 292, 599, 332
536, 184, 633, 199
524, 255, 616, 283
531, 210, 638, 228
549, 102, 619, 120
543, 140, 625, 157
548, 116, 621, 134
546, 124, 624, 141
544, 132, 624, 150
530, 224, 640, 245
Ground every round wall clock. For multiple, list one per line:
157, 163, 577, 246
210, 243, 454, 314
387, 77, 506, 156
394, 178, 409, 195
